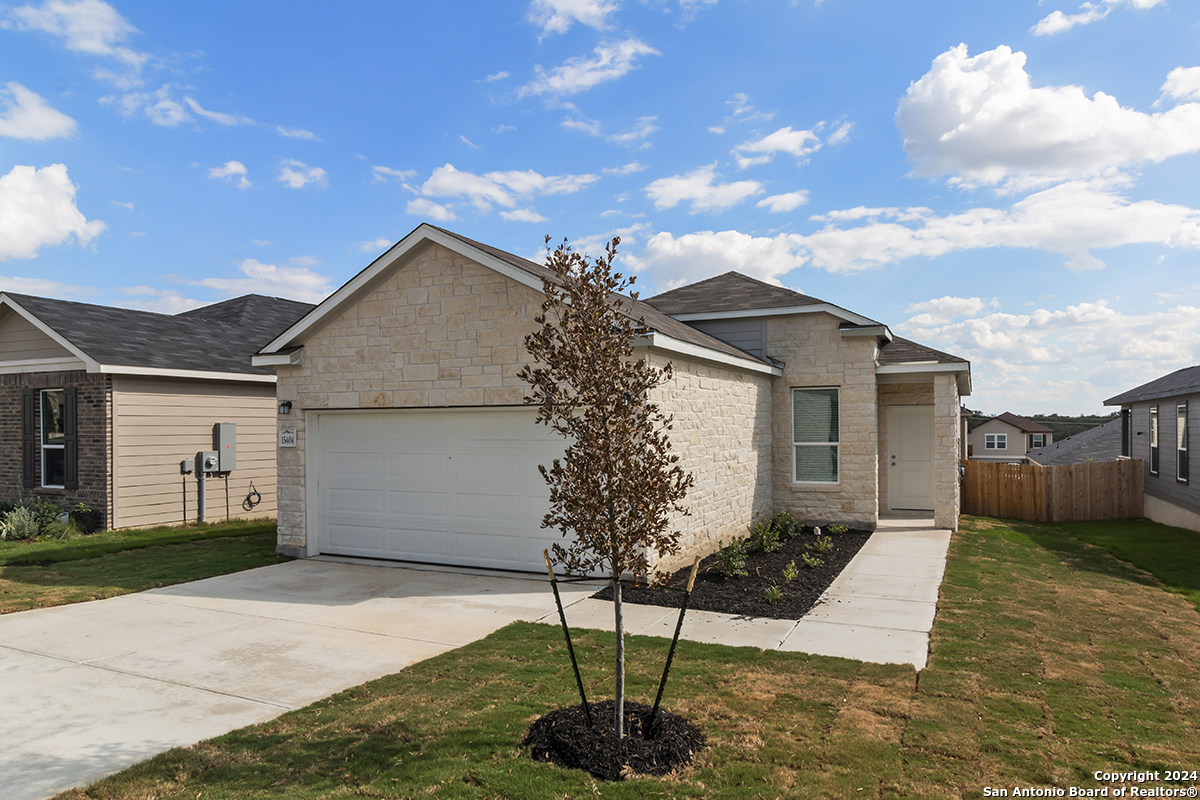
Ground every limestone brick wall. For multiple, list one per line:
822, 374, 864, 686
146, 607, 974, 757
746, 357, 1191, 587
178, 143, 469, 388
0, 370, 110, 527
272, 242, 547, 554
933, 373, 961, 530
767, 314, 879, 529
647, 353, 773, 573
876, 382, 935, 508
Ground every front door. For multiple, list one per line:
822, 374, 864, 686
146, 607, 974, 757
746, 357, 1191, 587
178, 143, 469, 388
887, 405, 935, 511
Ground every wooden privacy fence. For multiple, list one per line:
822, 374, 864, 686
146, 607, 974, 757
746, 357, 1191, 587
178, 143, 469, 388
961, 458, 1143, 522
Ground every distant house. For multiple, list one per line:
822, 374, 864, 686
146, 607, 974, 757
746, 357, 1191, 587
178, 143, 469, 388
1104, 366, 1199, 532
967, 412, 1054, 464
1025, 417, 1122, 466
0, 293, 313, 530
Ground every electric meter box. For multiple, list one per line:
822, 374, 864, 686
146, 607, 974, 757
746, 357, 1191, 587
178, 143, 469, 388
212, 423, 236, 472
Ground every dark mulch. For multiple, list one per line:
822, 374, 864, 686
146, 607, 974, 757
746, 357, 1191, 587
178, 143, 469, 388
525, 699, 706, 781
592, 527, 872, 620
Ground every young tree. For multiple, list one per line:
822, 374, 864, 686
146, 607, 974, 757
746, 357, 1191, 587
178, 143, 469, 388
519, 235, 694, 740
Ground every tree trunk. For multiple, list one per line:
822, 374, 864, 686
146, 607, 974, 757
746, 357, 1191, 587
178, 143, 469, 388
613, 573, 625, 740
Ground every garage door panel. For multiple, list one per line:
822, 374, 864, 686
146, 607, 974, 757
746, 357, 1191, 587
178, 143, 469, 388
317, 408, 568, 572
388, 453, 449, 481
326, 488, 383, 513
388, 490, 448, 516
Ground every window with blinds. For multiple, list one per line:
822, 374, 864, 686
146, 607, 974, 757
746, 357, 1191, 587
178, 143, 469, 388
792, 387, 839, 483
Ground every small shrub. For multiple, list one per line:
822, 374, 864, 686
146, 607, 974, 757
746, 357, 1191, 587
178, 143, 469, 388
827, 523, 849, 535
762, 585, 783, 604
749, 515, 781, 553
782, 560, 799, 583
771, 511, 802, 542
15, 495, 63, 532
811, 535, 834, 554
0, 506, 41, 541
800, 551, 824, 569
43, 519, 84, 540
713, 539, 749, 579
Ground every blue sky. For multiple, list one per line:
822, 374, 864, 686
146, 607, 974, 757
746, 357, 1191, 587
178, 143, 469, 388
2, 0, 1198, 415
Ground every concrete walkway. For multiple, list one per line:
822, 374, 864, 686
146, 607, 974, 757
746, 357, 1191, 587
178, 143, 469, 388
549, 515, 952, 670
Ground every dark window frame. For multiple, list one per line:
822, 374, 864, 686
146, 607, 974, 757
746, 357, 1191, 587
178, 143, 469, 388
1177, 401, 1189, 485
1150, 405, 1160, 476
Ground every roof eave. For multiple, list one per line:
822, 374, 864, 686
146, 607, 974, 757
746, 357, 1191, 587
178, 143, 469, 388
669, 303, 881, 327
634, 332, 782, 376
0, 293, 100, 371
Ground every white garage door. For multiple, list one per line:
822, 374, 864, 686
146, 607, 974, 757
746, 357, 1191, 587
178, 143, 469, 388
314, 408, 569, 572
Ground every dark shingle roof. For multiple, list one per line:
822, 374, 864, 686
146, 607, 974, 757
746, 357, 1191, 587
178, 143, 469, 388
644, 272, 831, 316
1104, 365, 1200, 406
877, 336, 969, 366
989, 412, 1054, 434
431, 227, 771, 366
3, 293, 314, 376
1026, 418, 1123, 465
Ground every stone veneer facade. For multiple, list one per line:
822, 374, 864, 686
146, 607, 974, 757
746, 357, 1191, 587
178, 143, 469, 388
271, 241, 966, 562
0, 370, 111, 527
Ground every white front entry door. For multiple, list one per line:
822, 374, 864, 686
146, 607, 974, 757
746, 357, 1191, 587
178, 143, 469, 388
312, 407, 568, 571
887, 405, 935, 511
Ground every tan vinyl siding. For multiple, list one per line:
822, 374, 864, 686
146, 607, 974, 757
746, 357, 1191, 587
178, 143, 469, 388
111, 375, 278, 528
0, 311, 78, 361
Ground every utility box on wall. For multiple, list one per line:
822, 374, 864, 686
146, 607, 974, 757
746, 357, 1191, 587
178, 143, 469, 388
213, 422, 237, 472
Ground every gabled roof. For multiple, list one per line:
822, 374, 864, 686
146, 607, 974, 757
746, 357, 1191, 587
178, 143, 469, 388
986, 412, 1054, 434
644, 271, 882, 326
1025, 418, 1123, 466
258, 224, 782, 376
877, 336, 969, 366
0, 292, 313, 380
1104, 365, 1200, 406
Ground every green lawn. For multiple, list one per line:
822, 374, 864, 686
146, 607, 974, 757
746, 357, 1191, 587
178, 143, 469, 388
55, 515, 1200, 799
0, 520, 289, 614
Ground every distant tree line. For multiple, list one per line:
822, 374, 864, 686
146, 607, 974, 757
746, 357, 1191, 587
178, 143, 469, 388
965, 410, 1119, 440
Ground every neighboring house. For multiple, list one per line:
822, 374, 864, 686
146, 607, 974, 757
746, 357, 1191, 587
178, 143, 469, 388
1025, 417, 1123, 466
1104, 366, 1199, 532
0, 293, 314, 530
254, 224, 972, 573
968, 412, 1053, 464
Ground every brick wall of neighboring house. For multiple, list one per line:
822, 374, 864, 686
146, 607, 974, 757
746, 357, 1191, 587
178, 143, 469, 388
0, 370, 111, 528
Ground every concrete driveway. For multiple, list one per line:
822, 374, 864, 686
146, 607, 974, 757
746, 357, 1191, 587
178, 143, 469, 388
0, 559, 599, 800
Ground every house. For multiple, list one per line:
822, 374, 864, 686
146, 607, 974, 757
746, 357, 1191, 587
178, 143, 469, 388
0, 293, 314, 530
253, 224, 972, 573
967, 412, 1053, 464
1104, 366, 1199, 532
1025, 417, 1123, 466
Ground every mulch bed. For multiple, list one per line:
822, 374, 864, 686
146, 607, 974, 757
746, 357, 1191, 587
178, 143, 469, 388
525, 699, 705, 781
592, 527, 873, 620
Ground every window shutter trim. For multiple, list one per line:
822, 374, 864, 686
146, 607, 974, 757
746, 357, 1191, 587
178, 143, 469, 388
21, 388, 35, 488
63, 386, 79, 490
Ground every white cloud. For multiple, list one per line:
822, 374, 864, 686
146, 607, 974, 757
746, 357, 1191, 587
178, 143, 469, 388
0, 274, 92, 298
499, 208, 549, 223
644, 163, 763, 213
415, 163, 599, 214
485, 71, 510, 82
371, 165, 416, 183
1032, 0, 1164, 36
1159, 67, 1200, 105
0, 82, 77, 140
116, 286, 206, 314
252, 239, 270, 246
903, 296, 990, 326
460, 135, 481, 150
827, 121, 853, 145
756, 190, 809, 213
290, 255, 322, 267
276, 125, 318, 140
626, 229, 805, 289
569, 222, 650, 259
561, 116, 602, 136
733, 126, 822, 169
897, 44, 1200, 189
609, 115, 658, 145
562, 114, 658, 146
0, 164, 106, 261
110, 84, 190, 127
189, 258, 335, 303
603, 161, 646, 176
208, 160, 250, 189
7, 0, 148, 85
406, 197, 459, 222
898, 297, 1200, 414
110, 200, 132, 209
492, 124, 516, 133
356, 237, 394, 253
519, 38, 659, 97
277, 159, 327, 189
183, 97, 254, 126
526, 0, 618, 36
